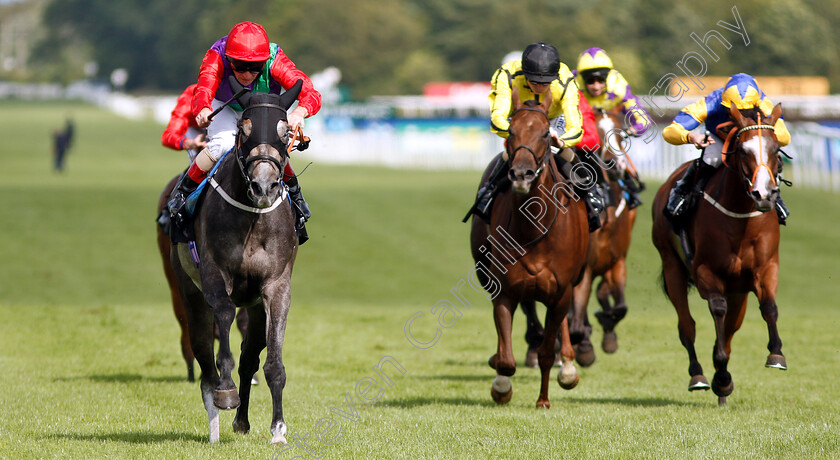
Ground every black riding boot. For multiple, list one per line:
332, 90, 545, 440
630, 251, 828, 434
664, 159, 717, 219
167, 172, 200, 225
557, 156, 604, 232
775, 195, 790, 225
622, 170, 643, 210
285, 176, 311, 245
466, 158, 510, 223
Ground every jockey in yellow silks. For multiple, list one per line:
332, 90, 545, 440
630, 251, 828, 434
662, 73, 792, 224
575, 47, 650, 209
470, 42, 604, 231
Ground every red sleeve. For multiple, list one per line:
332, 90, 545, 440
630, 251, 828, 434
269, 48, 322, 117
192, 50, 224, 117
161, 84, 197, 150
576, 91, 600, 153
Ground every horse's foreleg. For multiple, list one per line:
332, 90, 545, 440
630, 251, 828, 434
598, 259, 628, 354
757, 264, 786, 369
199, 268, 241, 410
177, 262, 220, 443
490, 295, 516, 405
706, 291, 734, 402
233, 304, 267, 436
536, 292, 574, 408
263, 279, 292, 445
556, 316, 579, 390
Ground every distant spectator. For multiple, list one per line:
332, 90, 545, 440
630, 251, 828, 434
52, 118, 74, 172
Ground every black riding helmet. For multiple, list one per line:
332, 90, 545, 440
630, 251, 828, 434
522, 43, 560, 83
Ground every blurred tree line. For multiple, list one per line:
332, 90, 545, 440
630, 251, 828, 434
27, 0, 840, 99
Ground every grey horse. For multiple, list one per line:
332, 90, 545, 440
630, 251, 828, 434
169, 79, 303, 444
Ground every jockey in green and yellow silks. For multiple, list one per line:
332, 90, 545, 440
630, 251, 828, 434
662, 73, 792, 224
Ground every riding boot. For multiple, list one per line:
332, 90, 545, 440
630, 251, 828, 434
167, 172, 200, 225
469, 158, 510, 223
665, 159, 717, 220
556, 155, 604, 231
621, 170, 643, 209
286, 177, 311, 221
285, 176, 311, 245
775, 195, 790, 225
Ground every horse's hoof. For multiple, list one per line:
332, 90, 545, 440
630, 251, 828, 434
524, 349, 539, 368
557, 364, 580, 390
535, 399, 551, 409
251, 374, 260, 385
765, 354, 787, 370
718, 396, 727, 406
611, 305, 628, 322
270, 433, 288, 445
232, 419, 250, 435
601, 331, 618, 353
490, 375, 513, 404
213, 388, 240, 410
575, 342, 596, 367
688, 375, 710, 391
712, 377, 734, 397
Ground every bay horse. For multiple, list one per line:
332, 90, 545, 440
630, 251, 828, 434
521, 109, 637, 368
155, 178, 250, 383
169, 79, 303, 443
652, 103, 787, 405
470, 87, 589, 408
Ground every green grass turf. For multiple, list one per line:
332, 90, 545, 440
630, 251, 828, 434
0, 102, 838, 459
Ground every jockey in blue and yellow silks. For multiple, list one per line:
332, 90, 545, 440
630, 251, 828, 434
575, 47, 650, 209
470, 43, 604, 231
662, 73, 791, 224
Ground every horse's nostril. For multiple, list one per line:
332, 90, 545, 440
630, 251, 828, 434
250, 183, 263, 196
508, 170, 517, 181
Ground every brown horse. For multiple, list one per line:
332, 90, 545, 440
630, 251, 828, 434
652, 103, 787, 405
470, 88, 589, 408
156, 177, 250, 383
567, 109, 637, 366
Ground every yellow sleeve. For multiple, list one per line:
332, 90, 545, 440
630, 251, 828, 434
556, 65, 582, 147
489, 65, 514, 139
663, 122, 691, 145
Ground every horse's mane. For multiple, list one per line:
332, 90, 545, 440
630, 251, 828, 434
736, 107, 762, 123
522, 99, 541, 108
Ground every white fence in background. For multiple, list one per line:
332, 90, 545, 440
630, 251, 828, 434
3, 80, 839, 192
303, 121, 840, 193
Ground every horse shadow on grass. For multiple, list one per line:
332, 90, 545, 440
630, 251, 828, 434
53, 373, 186, 384
43, 431, 206, 444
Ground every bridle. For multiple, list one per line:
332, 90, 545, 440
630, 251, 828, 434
722, 122, 778, 192
507, 106, 552, 179
235, 101, 290, 202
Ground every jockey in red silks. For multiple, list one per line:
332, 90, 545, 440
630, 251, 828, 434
167, 21, 322, 241
161, 84, 206, 162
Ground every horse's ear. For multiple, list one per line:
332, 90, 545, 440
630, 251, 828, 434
540, 87, 552, 114
228, 75, 252, 107
767, 102, 782, 126
278, 80, 303, 112
728, 102, 748, 128
511, 85, 522, 110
